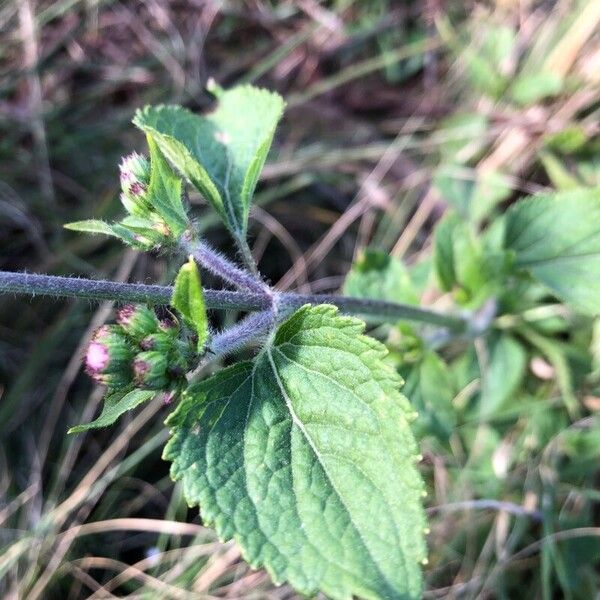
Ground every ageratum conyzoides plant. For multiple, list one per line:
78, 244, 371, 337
2, 82, 599, 600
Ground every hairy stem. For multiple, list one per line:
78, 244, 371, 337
236, 235, 261, 279
180, 239, 266, 294
210, 310, 274, 359
0, 271, 270, 311
0, 270, 469, 331
189, 310, 275, 381
276, 292, 467, 331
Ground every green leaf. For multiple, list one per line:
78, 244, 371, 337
164, 305, 427, 600
463, 50, 507, 98
438, 113, 489, 162
470, 171, 512, 223
543, 126, 589, 154
480, 24, 516, 69
69, 388, 155, 433
539, 151, 581, 191
64, 219, 115, 236
433, 213, 512, 308
171, 257, 209, 350
65, 220, 138, 246
504, 188, 600, 315
479, 332, 527, 419
433, 212, 460, 292
518, 325, 578, 416
510, 72, 564, 106
343, 249, 418, 305
433, 166, 511, 222
145, 135, 189, 236
133, 85, 285, 236
400, 351, 456, 442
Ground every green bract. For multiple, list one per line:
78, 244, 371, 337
133, 85, 285, 237
164, 305, 427, 600
171, 257, 209, 351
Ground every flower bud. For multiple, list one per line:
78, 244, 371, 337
120, 152, 150, 187
133, 350, 169, 389
117, 305, 159, 342
119, 152, 151, 216
85, 326, 133, 388
139, 332, 174, 353
158, 316, 179, 335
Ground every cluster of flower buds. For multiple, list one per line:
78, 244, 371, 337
117, 153, 174, 250
85, 305, 195, 402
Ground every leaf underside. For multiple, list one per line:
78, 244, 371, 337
133, 85, 285, 236
164, 305, 427, 600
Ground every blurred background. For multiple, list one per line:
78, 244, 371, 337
1, 0, 599, 598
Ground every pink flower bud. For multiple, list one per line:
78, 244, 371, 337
119, 152, 151, 217
117, 305, 159, 341
85, 341, 109, 380
84, 325, 134, 388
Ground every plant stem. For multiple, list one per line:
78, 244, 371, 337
236, 235, 261, 279
276, 292, 468, 331
180, 239, 266, 294
189, 310, 275, 381
0, 270, 469, 331
0, 271, 270, 311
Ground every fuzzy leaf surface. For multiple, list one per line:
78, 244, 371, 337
133, 85, 285, 235
164, 304, 427, 600
504, 188, 600, 315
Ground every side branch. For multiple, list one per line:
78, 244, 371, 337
277, 293, 468, 331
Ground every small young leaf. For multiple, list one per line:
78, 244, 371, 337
65, 219, 116, 236
69, 388, 154, 433
171, 257, 209, 350
145, 135, 188, 236
65, 220, 140, 247
133, 85, 285, 236
344, 249, 418, 305
504, 188, 600, 315
164, 304, 427, 600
